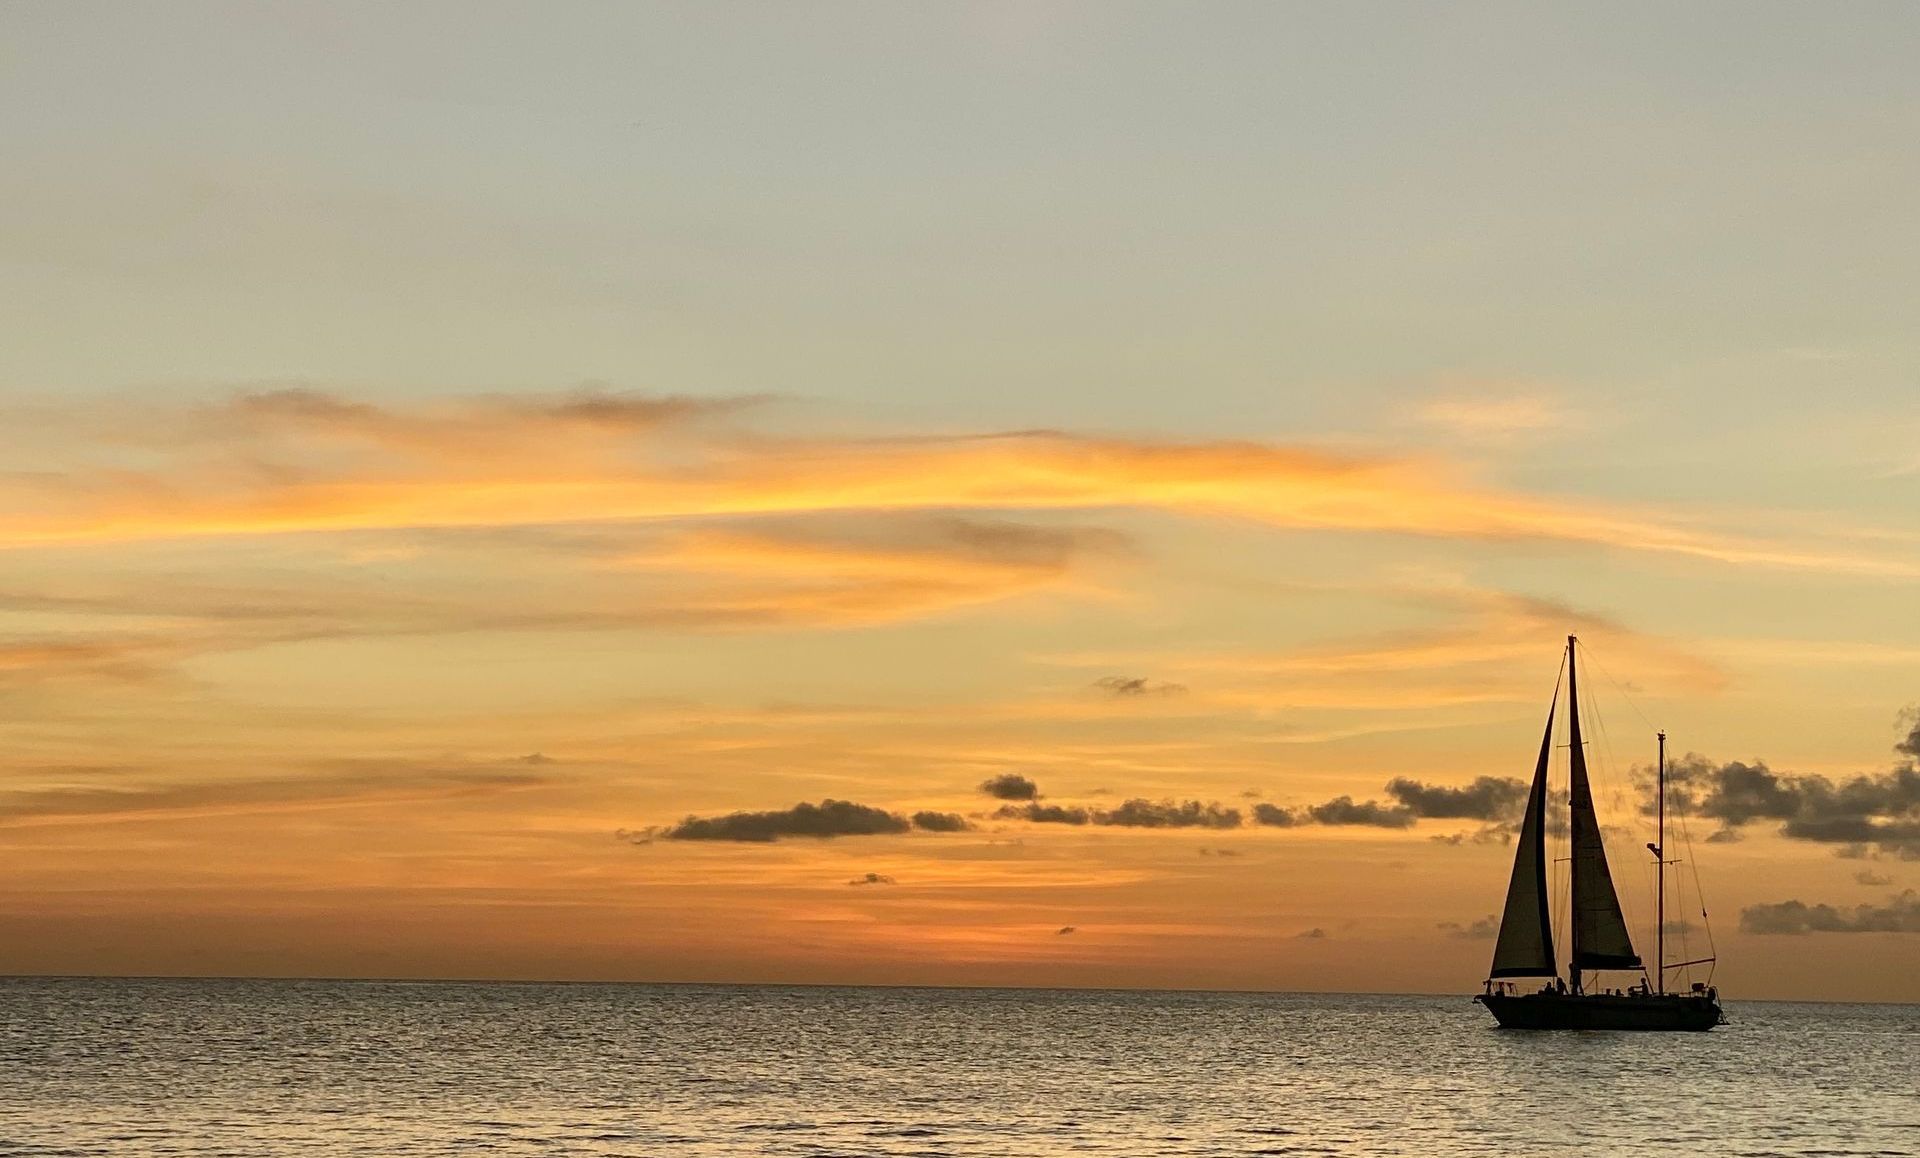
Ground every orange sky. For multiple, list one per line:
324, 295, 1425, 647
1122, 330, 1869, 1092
1, 388, 1916, 1001
4, 5, 1918, 1003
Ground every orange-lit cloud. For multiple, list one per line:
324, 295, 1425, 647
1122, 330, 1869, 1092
4, 389, 1914, 577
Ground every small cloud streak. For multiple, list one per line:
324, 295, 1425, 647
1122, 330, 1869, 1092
1409, 389, 1584, 444
1437, 915, 1499, 940
1093, 676, 1188, 697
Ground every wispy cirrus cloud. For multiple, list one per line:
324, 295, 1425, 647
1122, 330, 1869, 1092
1405, 387, 1587, 444
3, 388, 1914, 577
0, 763, 553, 828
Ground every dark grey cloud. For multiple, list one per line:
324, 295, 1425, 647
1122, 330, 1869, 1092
979, 773, 1040, 801
911, 810, 970, 832
1386, 776, 1527, 821
1095, 798, 1241, 829
1093, 676, 1188, 697
516, 752, 557, 765
995, 802, 1091, 825
1056, 926, 1077, 936
1896, 707, 1919, 760
847, 872, 895, 886
1251, 803, 1299, 827
1296, 927, 1328, 940
662, 799, 910, 842
1739, 890, 1920, 935
1856, 870, 1894, 886
1438, 915, 1499, 940
1307, 796, 1416, 828
1666, 755, 1920, 858
994, 796, 1243, 829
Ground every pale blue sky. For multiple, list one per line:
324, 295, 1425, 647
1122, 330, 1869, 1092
5, 2, 1916, 448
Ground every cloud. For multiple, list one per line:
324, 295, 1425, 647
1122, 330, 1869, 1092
1898, 707, 1920, 760
1306, 796, 1416, 828
1666, 754, 1920, 858
1437, 915, 1499, 940
1295, 927, 1328, 940
0, 513, 1136, 698
661, 799, 911, 842
1094, 799, 1242, 829
1739, 891, 1920, 935
911, 810, 971, 833
1251, 803, 1300, 827
1198, 847, 1241, 857
994, 802, 1090, 825
1408, 389, 1584, 444
7, 388, 1912, 579
1385, 776, 1527, 821
847, 872, 896, 886
1428, 824, 1515, 847
516, 752, 557, 765
979, 773, 1040, 801
613, 517, 1128, 629
0, 765, 552, 827
1093, 676, 1188, 697
992, 797, 1242, 829
1055, 926, 1077, 936
0, 635, 185, 689
1855, 870, 1895, 886
189, 386, 761, 454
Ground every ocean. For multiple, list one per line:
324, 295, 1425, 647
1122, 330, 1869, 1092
0, 978, 1913, 1156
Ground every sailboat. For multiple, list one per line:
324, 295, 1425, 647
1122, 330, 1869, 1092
1474, 635, 1724, 1031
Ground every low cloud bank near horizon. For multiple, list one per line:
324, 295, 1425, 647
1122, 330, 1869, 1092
1740, 891, 1920, 935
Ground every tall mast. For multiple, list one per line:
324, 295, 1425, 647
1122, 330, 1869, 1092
1656, 729, 1666, 995
1567, 634, 1578, 993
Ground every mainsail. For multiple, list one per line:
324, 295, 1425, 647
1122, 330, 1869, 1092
1565, 637, 1641, 972
1487, 696, 1558, 978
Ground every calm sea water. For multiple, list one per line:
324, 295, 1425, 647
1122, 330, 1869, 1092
0, 978, 1913, 1157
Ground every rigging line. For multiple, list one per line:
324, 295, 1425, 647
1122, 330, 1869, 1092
1579, 638, 1661, 738
1671, 766, 1718, 985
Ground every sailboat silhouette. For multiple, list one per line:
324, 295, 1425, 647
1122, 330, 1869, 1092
1474, 636, 1724, 1031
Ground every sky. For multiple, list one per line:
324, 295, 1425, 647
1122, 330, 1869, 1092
2, 2, 1918, 1002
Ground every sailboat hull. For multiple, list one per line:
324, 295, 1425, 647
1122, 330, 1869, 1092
1475, 991, 1722, 1031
